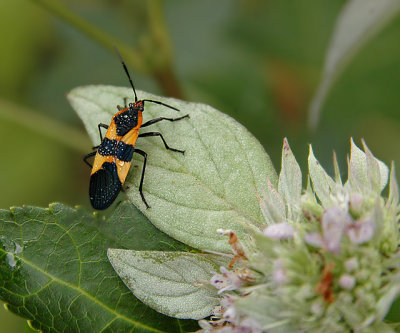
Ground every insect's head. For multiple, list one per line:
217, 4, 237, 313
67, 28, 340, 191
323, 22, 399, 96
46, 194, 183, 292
114, 46, 179, 113
129, 101, 144, 112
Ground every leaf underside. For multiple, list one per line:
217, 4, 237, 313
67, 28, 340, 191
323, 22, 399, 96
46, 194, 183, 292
0, 202, 197, 332
108, 250, 221, 320
68, 85, 278, 252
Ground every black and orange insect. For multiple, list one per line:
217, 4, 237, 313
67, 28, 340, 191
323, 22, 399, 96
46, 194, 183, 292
84, 48, 189, 210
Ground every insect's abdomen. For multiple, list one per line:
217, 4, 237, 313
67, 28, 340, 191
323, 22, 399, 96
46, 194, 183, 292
89, 139, 133, 210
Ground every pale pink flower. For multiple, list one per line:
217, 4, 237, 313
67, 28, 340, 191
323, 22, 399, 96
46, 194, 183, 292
210, 266, 243, 294
339, 274, 356, 290
346, 218, 375, 244
263, 222, 295, 240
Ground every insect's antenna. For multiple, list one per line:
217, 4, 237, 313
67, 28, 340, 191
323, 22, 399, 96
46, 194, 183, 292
113, 46, 138, 102
142, 99, 180, 112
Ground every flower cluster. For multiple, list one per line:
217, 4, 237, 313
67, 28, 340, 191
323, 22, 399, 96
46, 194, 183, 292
199, 139, 400, 332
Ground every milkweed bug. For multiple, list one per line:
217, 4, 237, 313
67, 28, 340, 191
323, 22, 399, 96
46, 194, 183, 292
84, 47, 189, 210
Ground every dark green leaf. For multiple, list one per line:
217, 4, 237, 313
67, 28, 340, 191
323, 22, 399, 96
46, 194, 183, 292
0, 201, 197, 332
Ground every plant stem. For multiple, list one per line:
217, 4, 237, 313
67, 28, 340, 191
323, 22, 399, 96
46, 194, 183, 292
0, 98, 89, 154
154, 67, 183, 99
30, 0, 147, 73
31, 0, 183, 98
147, 0, 173, 68
145, 0, 183, 98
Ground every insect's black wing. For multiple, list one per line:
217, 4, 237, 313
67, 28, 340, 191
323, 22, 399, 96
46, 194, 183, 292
89, 162, 122, 210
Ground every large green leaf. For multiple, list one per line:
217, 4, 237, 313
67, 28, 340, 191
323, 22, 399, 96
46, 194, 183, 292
0, 202, 197, 332
68, 85, 277, 252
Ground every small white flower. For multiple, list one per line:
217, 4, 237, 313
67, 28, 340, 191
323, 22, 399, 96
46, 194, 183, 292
322, 207, 353, 253
339, 274, 356, 290
273, 269, 288, 285
331, 189, 350, 211
263, 222, 295, 240
273, 259, 288, 284
305, 207, 354, 253
304, 232, 324, 248
311, 299, 325, 316
345, 257, 359, 272
210, 266, 243, 294
346, 218, 375, 244
223, 306, 237, 323
349, 193, 364, 214
217, 229, 232, 236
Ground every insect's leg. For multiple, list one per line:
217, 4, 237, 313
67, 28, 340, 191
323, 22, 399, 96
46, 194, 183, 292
97, 123, 109, 141
141, 114, 189, 128
83, 151, 96, 168
138, 132, 185, 154
92, 145, 100, 150
134, 148, 150, 209
116, 97, 128, 111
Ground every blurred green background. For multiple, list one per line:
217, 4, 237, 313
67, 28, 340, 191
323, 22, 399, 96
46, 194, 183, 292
1, 0, 400, 330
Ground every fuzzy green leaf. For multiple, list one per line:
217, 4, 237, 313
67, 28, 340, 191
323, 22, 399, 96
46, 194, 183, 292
309, 0, 400, 128
108, 250, 220, 320
68, 85, 277, 252
0, 202, 197, 332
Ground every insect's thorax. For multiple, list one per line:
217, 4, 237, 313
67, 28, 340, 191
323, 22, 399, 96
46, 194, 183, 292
113, 103, 143, 136
90, 108, 142, 176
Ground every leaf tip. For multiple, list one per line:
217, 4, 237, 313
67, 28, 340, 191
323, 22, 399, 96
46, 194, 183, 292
283, 137, 290, 152
308, 144, 315, 157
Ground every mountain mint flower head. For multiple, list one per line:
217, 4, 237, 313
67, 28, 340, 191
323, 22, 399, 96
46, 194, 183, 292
200, 138, 400, 332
